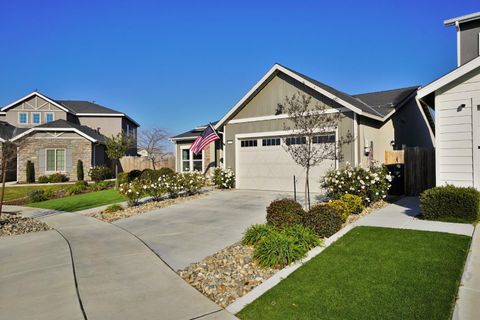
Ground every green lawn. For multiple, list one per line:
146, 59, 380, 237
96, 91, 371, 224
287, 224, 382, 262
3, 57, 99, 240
27, 189, 125, 212
238, 227, 470, 320
2, 185, 67, 201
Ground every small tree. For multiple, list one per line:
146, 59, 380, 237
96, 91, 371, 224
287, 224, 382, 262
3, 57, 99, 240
105, 132, 132, 189
138, 128, 169, 170
77, 160, 84, 181
280, 92, 353, 209
26, 160, 35, 183
0, 140, 24, 218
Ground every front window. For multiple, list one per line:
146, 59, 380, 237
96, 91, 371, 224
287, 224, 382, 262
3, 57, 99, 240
46, 149, 66, 172
45, 113, 54, 123
19, 112, 28, 124
32, 112, 41, 124
181, 148, 203, 172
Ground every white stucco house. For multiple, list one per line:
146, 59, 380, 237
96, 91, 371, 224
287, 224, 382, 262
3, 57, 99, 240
418, 12, 480, 188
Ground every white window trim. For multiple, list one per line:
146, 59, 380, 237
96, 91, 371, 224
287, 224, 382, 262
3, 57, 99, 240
45, 148, 66, 173
179, 146, 204, 173
18, 112, 28, 124
45, 112, 55, 123
31, 112, 41, 124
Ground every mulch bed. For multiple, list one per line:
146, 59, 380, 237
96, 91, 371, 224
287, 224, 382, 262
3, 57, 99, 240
0, 214, 51, 237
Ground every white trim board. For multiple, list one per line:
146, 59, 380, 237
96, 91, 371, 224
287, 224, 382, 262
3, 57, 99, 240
228, 108, 346, 124
215, 64, 386, 130
417, 56, 480, 101
11, 127, 99, 143
2, 91, 70, 113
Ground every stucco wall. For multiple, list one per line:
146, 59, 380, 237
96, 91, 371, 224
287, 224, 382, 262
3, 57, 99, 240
17, 131, 93, 182
5, 95, 67, 127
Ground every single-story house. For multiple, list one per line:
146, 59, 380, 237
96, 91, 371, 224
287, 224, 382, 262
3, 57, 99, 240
0, 91, 139, 182
172, 64, 433, 193
418, 12, 480, 188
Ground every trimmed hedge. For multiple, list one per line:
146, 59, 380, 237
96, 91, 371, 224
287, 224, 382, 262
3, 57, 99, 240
77, 160, 84, 181
26, 160, 35, 183
328, 200, 350, 222
420, 185, 480, 223
302, 203, 343, 238
339, 194, 364, 215
266, 198, 305, 228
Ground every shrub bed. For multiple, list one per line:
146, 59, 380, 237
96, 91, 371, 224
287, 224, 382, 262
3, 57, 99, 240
38, 173, 69, 183
302, 203, 343, 238
420, 185, 480, 223
266, 198, 304, 228
212, 167, 235, 189
322, 162, 391, 204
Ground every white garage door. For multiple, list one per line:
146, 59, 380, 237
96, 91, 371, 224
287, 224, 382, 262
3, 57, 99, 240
236, 136, 336, 193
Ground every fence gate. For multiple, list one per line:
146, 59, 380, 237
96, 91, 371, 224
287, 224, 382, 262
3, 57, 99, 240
404, 147, 435, 196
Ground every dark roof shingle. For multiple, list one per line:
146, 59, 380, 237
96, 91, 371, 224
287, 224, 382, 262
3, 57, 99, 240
55, 100, 123, 115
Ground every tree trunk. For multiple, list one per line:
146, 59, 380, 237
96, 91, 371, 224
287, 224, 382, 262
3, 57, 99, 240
115, 161, 119, 190
0, 159, 8, 219
304, 166, 310, 210
152, 158, 156, 170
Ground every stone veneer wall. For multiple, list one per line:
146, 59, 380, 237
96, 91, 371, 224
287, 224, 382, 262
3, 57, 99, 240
17, 133, 92, 182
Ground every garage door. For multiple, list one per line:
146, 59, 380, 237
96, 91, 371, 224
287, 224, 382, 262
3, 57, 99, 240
236, 136, 336, 193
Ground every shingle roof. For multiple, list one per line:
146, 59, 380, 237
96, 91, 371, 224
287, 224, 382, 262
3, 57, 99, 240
35, 119, 106, 142
352, 86, 419, 117
0, 121, 17, 140
280, 65, 384, 117
55, 100, 123, 114
171, 121, 219, 140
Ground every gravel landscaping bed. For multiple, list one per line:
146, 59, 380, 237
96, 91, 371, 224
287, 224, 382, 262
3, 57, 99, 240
90, 193, 208, 222
0, 214, 51, 237
178, 243, 279, 308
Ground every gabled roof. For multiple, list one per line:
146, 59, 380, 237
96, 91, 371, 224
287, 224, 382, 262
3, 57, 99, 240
417, 56, 480, 104
1, 91, 140, 127
444, 12, 480, 26
0, 121, 19, 142
214, 64, 418, 129
11, 119, 105, 143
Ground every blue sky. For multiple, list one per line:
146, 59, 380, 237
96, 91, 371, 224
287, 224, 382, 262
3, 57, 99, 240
0, 1, 477, 136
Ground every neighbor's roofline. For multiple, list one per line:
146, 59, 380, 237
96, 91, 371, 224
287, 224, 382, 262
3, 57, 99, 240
444, 12, 480, 26
215, 64, 401, 129
417, 56, 480, 101
1, 91, 140, 127
1, 91, 70, 113
10, 127, 99, 143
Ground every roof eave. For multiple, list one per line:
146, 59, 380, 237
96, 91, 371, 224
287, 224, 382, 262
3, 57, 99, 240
444, 12, 480, 26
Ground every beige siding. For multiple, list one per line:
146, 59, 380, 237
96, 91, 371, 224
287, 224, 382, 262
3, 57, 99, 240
434, 68, 480, 187
77, 116, 122, 138
5, 95, 67, 127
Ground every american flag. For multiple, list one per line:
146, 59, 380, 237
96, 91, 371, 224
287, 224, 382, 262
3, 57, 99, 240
190, 124, 220, 155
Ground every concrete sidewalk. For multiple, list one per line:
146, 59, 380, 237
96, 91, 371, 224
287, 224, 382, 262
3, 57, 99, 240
0, 230, 85, 320
355, 197, 474, 236
2, 207, 236, 320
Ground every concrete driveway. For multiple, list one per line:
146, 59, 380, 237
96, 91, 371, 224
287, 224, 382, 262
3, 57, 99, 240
115, 190, 288, 270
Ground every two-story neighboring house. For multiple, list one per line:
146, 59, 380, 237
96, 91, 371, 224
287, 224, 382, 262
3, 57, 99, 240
0, 91, 139, 182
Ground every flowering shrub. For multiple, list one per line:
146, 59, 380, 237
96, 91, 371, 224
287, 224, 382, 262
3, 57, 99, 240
158, 173, 184, 198
179, 172, 206, 195
142, 179, 167, 201
322, 162, 391, 204
118, 179, 144, 206
212, 167, 235, 189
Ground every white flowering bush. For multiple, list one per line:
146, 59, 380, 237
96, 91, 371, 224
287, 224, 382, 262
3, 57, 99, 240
118, 179, 144, 206
142, 178, 167, 201
158, 173, 184, 198
212, 167, 235, 189
179, 172, 206, 195
321, 162, 392, 204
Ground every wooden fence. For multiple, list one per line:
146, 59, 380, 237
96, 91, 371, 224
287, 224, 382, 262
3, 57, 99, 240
119, 155, 175, 172
384, 147, 435, 196
404, 147, 435, 196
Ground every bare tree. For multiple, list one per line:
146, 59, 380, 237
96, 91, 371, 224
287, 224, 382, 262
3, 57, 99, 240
0, 140, 24, 218
280, 92, 353, 209
138, 128, 169, 170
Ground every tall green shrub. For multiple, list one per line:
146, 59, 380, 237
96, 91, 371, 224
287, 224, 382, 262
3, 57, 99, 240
77, 160, 84, 181
26, 160, 35, 183
266, 198, 304, 228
